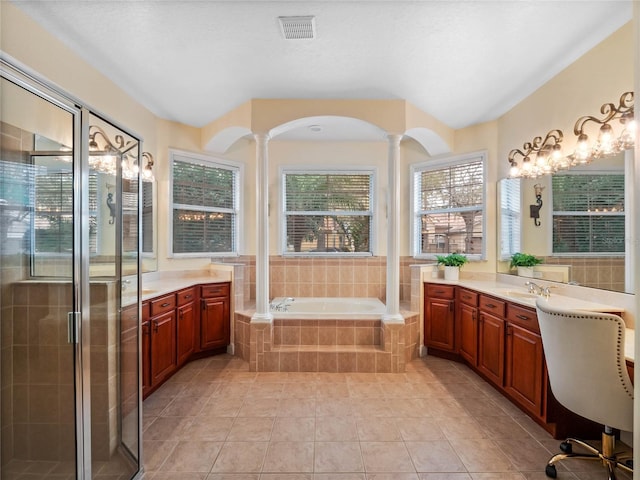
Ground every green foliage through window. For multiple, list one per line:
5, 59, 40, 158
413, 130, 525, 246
413, 156, 485, 257
552, 174, 625, 254
283, 172, 373, 254
171, 153, 239, 255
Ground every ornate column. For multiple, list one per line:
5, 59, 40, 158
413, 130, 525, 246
384, 133, 403, 322
252, 132, 273, 322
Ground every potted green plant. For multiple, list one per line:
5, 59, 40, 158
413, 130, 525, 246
509, 252, 543, 278
436, 253, 469, 281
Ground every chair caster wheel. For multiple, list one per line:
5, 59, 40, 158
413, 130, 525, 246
559, 441, 572, 454
545, 464, 557, 478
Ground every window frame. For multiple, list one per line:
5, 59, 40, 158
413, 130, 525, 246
410, 151, 487, 260
280, 167, 377, 257
169, 149, 242, 258
550, 170, 625, 257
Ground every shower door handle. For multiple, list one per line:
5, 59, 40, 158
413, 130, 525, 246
67, 312, 80, 344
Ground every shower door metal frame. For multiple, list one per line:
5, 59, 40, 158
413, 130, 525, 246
0, 54, 144, 480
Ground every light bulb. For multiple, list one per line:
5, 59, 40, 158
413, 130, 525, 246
509, 163, 520, 177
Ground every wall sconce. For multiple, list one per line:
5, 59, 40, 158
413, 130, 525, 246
570, 91, 635, 165
142, 152, 155, 182
508, 129, 564, 178
530, 183, 544, 226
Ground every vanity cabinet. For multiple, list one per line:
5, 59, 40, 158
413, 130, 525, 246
141, 281, 231, 399
504, 303, 546, 417
424, 284, 456, 353
149, 293, 178, 386
457, 288, 479, 365
176, 287, 196, 366
200, 283, 231, 351
477, 295, 506, 386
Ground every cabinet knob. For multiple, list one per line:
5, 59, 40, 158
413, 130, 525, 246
161, 302, 170, 308
516, 314, 530, 321
153, 320, 158, 333
184, 294, 192, 299
486, 303, 497, 309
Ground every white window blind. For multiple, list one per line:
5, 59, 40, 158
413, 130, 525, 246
34, 171, 98, 254
171, 153, 239, 256
552, 174, 625, 255
413, 155, 485, 257
283, 171, 373, 255
499, 178, 521, 260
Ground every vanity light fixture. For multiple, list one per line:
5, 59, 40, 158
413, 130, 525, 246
88, 125, 154, 181
569, 91, 635, 165
508, 129, 564, 178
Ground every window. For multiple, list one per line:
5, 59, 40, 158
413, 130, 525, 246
33, 168, 98, 255
170, 151, 240, 256
412, 153, 485, 258
282, 170, 374, 255
499, 177, 521, 260
552, 173, 625, 255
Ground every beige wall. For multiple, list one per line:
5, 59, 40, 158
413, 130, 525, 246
2, 2, 633, 277
497, 21, 634, 179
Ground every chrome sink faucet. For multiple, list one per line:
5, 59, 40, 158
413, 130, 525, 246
525, 281, 555, 299
524, 281, 543, 295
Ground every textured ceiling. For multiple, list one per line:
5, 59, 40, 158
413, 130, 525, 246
10, 1, 633, 132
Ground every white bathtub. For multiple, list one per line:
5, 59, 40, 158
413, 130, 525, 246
269, 297, 385, 319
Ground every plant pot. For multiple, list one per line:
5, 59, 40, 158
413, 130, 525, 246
444, 266, 460, 281
517, 266, 535, 278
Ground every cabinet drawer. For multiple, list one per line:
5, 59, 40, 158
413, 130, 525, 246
177, 287, 196, 306
150, 294, 176, 317
201, 283, 230, 298
425, 284, 455, 299
507, 303, 539, 333
458, 288, 478, 306
479, 295, 506, 316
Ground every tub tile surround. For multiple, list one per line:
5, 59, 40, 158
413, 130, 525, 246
235, 311, 419, 373
213, 255, 432, 305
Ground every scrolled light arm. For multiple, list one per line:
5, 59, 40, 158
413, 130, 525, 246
571, 91, 635, 163
508, 129, 564, 178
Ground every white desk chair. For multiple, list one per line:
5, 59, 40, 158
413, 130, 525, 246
535, 299, 633, 480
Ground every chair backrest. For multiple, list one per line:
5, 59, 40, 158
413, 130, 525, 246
535, 298, 634, 432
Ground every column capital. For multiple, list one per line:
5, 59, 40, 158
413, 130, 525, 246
253, 132, 271, 143
386, 133, 403, 145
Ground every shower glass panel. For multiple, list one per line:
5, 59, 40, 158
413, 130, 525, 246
86, 113, 140, 478
1, 76, 78, 476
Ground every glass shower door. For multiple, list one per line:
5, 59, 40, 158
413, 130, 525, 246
1, 74, 80, 478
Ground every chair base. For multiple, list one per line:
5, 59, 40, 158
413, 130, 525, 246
545, 431, 633, 480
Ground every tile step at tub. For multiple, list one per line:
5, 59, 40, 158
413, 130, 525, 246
272, 344, 384, 354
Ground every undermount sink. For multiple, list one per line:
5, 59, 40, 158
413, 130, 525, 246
497, 290, 539, 300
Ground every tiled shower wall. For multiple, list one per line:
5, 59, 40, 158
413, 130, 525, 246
1, 120, 34, 466
215, 255, 430, 303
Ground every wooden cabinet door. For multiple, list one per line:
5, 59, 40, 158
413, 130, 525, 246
505, 323, 545, 417
142, 320, 151, 398
478, 312, 505, 386
150, 310, 177, 386
177, 302, 196, 366
458, 303, 478, 365
425, 297, 455, 352
200, 296, 230, 350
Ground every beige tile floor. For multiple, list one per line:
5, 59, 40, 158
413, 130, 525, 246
141, 354, 631, 480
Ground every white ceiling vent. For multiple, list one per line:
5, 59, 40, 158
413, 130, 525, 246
278, 16, 316, 40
